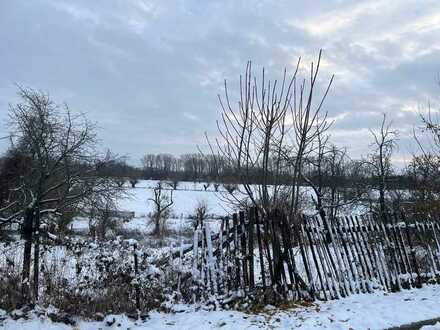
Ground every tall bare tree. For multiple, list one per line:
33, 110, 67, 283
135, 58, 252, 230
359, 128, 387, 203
210, 50, 333, 223
410, 101, 440, 214
305, 141, 367, 221
149, 182, 174, 236
368, 113, 397, 219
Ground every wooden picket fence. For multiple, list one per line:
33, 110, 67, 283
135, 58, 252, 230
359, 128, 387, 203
189, 208, 440, 301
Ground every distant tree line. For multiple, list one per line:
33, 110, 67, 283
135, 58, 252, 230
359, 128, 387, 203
84, 151, 414, 192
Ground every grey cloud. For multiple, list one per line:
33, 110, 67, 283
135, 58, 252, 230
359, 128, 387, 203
0, 0, 439, 164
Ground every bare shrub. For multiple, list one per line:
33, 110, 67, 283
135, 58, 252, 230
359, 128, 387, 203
192, 200, 209, 229
115, 177, 127, 188
129, 178, 139, 188
88, 201, 120, 240
166, 180, 179, 190
223, 183, 237, 194
0, 239, 173, 316
0, 270, 22, 311
149, 182, 174, 236
56, 208, 78, 236
368, 113, 397, 218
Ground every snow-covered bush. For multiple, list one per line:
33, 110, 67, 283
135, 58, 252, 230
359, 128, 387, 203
0, 267, 21, 311
88, 202, 121, 240
0, 237, 180, 317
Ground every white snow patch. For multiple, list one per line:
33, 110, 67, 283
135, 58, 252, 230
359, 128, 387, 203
2, 285, 440, 329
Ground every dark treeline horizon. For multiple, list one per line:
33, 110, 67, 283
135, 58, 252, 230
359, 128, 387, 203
98, 152, 415, 190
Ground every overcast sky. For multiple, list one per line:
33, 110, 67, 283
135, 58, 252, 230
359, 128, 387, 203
1, 0, 439, 165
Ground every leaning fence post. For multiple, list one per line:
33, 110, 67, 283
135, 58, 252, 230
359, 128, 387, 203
192, 229, 200, 302
390, 213, 413, 287
248, 208, 255, 288
218, 218, 225, 293
239, 211, 249, 288
269, 211, 284, 289
380, 214, 401, 291
205, 223, 217, 295
298, 217, 315, 299
401, 213, 422, 288
133, 243, 140, 312
255, 208, 266, 290
232, 213, 241, 290
225, 216, 232, 291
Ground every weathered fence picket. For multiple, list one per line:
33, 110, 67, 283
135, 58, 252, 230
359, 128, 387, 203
189, 209, 440, 303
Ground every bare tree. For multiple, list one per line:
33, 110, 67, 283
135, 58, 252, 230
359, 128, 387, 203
115, 177, 126, 188
193, 200, 209, 229
368, 113, 398, 219
166, 179, 179, 190
410, 102, 440, 214
406, 154, 440, 214
301, 127, 331, 222
305, 140, 367, 221
88, 198, 118, 240
286, 52, 333, 223
0, 86, 120, 303
149, 182, 174, 236
141, 154, 155, 178
223, 183, 237, 194
129, 177, 139, 188
209, 50, 333, 223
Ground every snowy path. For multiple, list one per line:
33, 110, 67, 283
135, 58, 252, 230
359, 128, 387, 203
2, 285, 440, 330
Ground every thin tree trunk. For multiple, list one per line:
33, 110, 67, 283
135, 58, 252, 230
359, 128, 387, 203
33, 208, 40, 302
22, 208, 34, 302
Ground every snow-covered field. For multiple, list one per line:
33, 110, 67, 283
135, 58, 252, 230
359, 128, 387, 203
118, 180, 234, 218
2, 285, 440, 329
71, 179, 368, 237
116, 179, 370, 218
71, 180, 238, 236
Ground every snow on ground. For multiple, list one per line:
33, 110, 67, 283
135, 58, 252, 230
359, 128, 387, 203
70, 180, 231, 236
119, 180, 233, 218
71, 179, 369, 236
2, 285, 440, 330
1, 180, 403, 330
117, 180, 370, 218
120, 216, 222, 236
